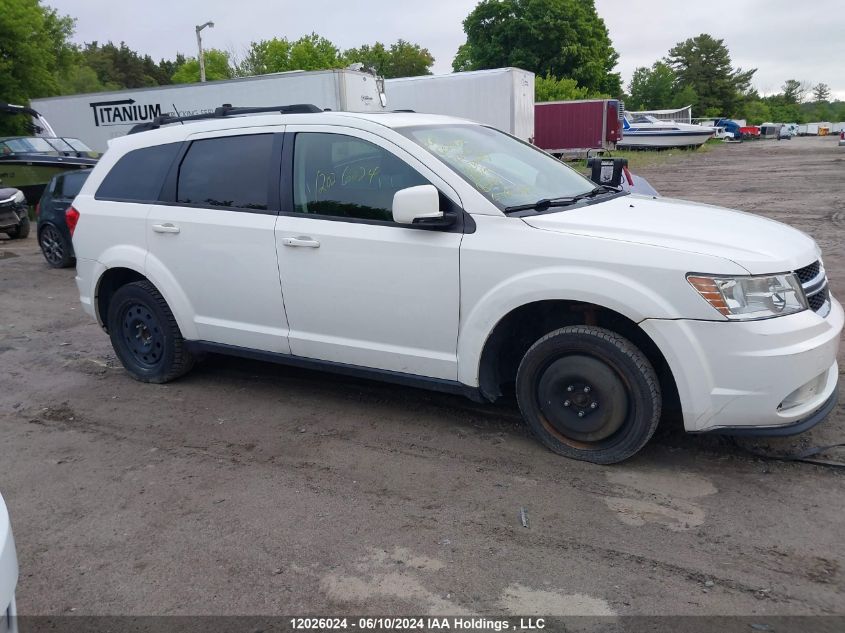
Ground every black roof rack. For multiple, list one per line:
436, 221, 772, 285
128, 103, 323, 135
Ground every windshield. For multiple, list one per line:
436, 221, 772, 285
44, 138, 76, 152
398, 124, 595, 210
62, 138, 93, 152
0, 137, 57, 154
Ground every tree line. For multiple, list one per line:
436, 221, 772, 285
2, 0, 841, 136
626, 34, 842, 124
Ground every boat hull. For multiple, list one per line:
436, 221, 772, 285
0, 158, 96, 202
618, 131, 713, 149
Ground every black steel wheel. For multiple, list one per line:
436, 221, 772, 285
107, 280, 194, 383
516, 326, 661, 464
38, 224, 74, 268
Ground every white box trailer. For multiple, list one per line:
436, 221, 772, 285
385, 68, 535, 142
30, 69, 385, 152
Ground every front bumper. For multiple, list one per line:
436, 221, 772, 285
641, 295, 844, 433
0, 206, 23, 231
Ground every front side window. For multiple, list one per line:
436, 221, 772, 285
177, 134, 274, 210
398, 124, 595, 210
292, 132, 429, 222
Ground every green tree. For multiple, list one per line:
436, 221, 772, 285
453, 0, 621, 95
670, 84, 698, 110
780, 79, 810, 104
289, 33, 343, 71
171, 49, 234, 83
344, 40, 434, 78
665, 34, 755, 115
739, 100, 771, 125
80, 41, 161, 89
812, 83, 831, 103
239, 38, 292, 75
627, 61, 675, 110
535, 74, 594, 102
58, 63, 115, 94
238, 33, 343, 75
0, 0, 75, 133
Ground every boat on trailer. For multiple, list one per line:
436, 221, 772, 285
618, 115, 715, 149
0, 103, 99, 201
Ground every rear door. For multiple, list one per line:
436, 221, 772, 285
146, 128, 290, 353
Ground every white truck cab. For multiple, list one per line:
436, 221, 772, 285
71, 107, 842, 463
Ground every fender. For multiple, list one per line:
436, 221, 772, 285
456, 266, 682, 387
142, 252, 200, 340
93, 245, 198, 340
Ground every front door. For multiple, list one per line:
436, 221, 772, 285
274, 126, 463, 380
146, 130, 289, 353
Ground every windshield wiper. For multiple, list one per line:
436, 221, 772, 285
504, 185, 619, 214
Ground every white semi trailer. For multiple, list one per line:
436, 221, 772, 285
384, 68, 535, 142
30, 69, 385, 152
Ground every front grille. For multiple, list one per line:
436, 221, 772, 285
796, 260, 830, 315
795, 261, 820, 284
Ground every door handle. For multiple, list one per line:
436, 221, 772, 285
282, 236, 320, 248
152, 223, 180, 234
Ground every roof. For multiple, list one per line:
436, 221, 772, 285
106, 110, 476, 152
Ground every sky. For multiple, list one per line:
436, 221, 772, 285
45, 0, 845, 101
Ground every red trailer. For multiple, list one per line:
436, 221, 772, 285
534, 99, 623, 156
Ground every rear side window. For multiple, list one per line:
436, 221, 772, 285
57, 171, 89, 198
96, 142, 181, 202
177, 134, 274, 211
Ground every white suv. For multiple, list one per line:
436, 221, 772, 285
72, 107, 842, 463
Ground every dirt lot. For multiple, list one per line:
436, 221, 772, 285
1, 135, 843, 618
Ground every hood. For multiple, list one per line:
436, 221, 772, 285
522, 194, 820, 274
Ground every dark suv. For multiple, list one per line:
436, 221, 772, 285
37, 170, 89, 267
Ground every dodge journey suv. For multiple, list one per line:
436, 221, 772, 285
72, 106, 842, 463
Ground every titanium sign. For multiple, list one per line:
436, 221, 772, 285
89, 99, 163, 127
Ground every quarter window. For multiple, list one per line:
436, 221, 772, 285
292, 133, 428, 222
177, 134, 274, 210
96, 142, 181, 202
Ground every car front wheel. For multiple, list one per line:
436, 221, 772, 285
107, 280, 194, 383
516, 326, 661, 464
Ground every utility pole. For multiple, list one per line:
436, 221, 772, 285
195, 21, 214, 82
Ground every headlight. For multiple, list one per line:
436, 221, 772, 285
687, 273, 807, 320
12, 190, 25, 204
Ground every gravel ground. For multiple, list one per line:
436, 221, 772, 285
0, 135, 843, 618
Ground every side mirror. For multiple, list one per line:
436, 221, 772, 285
392, 184, 444, 225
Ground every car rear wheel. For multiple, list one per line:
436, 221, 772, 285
38, 224, 74, 268
107, 280, 194, 383
516, 326, 661, 464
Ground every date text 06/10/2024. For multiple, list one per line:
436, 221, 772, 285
289, 617, 547, 630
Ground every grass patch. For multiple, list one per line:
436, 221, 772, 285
569, 141, 719, 173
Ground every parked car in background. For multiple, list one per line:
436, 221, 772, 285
0, 188, 29, 240
72, 107, 842, 464
0, 493, 17, 633
37, 170, 89, 268
839, 130, 845, 147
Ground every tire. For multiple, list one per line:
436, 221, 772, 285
516, 326, 661, 464
7, 216, 30, 239
107, 280, 194, 383
38, 223, 74, 268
